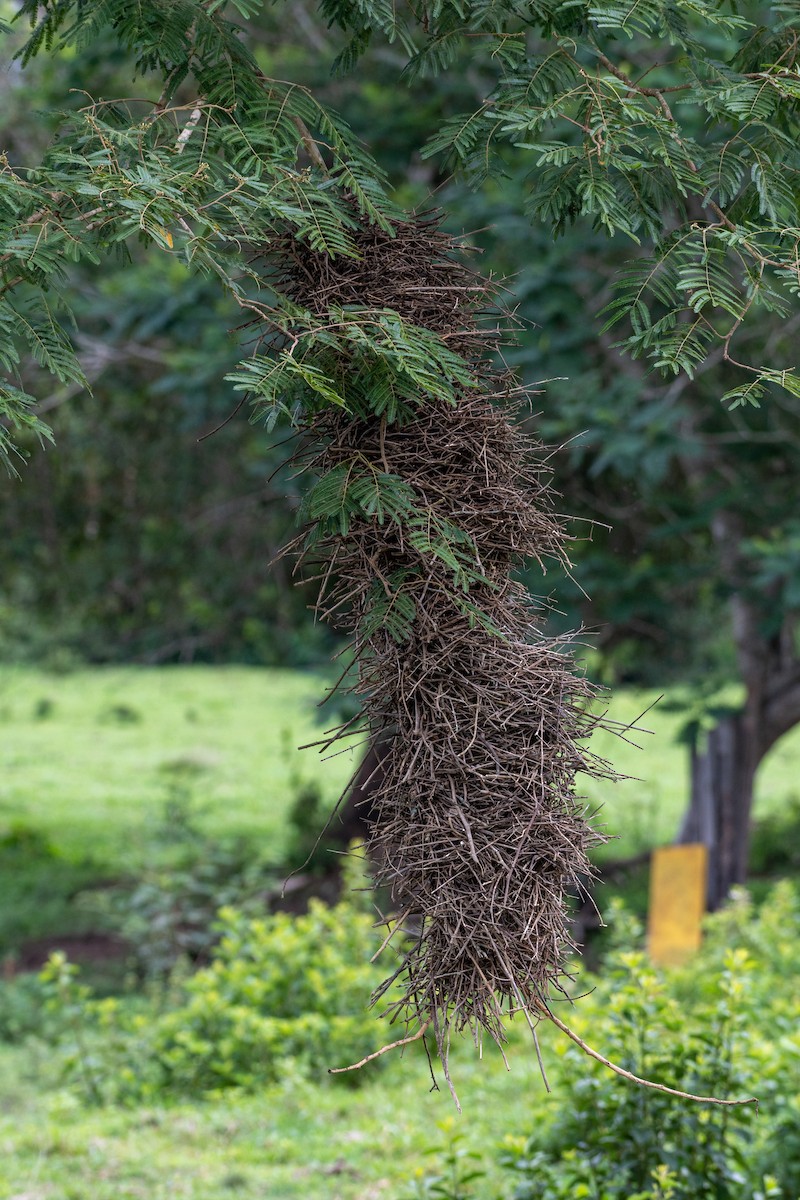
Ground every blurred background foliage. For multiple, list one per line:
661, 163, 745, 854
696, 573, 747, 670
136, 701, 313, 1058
4, 0, 797, 691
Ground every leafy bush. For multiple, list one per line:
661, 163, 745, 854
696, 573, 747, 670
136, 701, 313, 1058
502, 952, 759, 1199
401, 1118, 487, 1200
86, 841, 268, 981
403, 924, 790, 1200
39, 887, 389, 1102
694, 884, 800, 1200
151, 900, 387, 1093
0, 972, 50, 1042
500, 884, 800, 1200
38, 951, 161, 1105
749, 797, 800, 875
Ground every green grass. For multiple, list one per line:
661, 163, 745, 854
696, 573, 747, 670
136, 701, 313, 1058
3, 665, 800, 872
0, 1027, 552, 1200
0, 665, 360, 872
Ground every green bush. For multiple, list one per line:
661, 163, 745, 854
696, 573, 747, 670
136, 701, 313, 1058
39, 889, 390, 1102
152, 900, 387, 1092
502, 952, 759, 1199
87, 841, 269, 981
749, 797, 800, 876
500, 884, 800, 1200
674, 883, 800, 1199
38, 951, 158, 1106
0, 972, 50, 1042
401, 1118, 487, 1200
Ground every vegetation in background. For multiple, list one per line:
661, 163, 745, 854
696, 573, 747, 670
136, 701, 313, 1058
3, 666, 800, 964
0, 666, 360, 962
4, 1, 800, 907
38, 895, 388, 1103
1, 882, 797, 1199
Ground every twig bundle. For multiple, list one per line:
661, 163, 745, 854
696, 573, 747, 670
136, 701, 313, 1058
271, 213, 613, 1094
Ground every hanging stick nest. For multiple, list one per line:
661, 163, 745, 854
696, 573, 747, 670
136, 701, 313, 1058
246, 209, 758, 1114
267, 212, 614, 1097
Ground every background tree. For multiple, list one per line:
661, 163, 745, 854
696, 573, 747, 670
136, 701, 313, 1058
3, 0, 800, 914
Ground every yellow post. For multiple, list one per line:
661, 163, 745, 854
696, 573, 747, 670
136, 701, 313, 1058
647, 844, 708, 966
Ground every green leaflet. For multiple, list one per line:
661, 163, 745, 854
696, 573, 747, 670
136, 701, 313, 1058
0, 383, 54, 477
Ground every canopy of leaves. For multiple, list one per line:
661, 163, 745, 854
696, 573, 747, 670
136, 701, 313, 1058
3, 0, 800, 690
321, 0, 800, 409
0, 0, 406, 473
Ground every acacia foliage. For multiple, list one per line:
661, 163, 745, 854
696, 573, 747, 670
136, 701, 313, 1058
0, 0, 402, 473
6, 0, 800, 456
323, 0, 800, 409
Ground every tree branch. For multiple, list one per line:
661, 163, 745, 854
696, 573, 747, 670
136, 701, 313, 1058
328, 1020, 431, 1073
541, 1006, 759, 1110
292, 116, 329, 174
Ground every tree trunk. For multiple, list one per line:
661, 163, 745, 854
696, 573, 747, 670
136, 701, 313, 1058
669, 496, 800, 910
680, 712, 760, 910
679, 658, 800, 909
333, 733, 392, 846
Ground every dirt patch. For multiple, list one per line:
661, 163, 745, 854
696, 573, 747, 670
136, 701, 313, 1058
10, 931, 130, 973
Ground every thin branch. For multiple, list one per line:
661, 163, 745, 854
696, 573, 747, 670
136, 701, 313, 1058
370, 908, 412, 962
292, 116, 329, 174
596, 52, 690, 96
541, 1005, 759, 1111
594, 51, 735, 231
328, 1021, 431, 1074
196, 392, 250, 442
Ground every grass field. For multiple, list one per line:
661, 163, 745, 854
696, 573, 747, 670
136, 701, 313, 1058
0, 665, 359, 871
2, 664, 800, 1200
3, 664, 799, 871
0, 1025, 554, 1200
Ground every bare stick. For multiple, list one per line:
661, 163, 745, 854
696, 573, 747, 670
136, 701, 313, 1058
176, 105, 204, 153
370, 908, 412, 962
292, 116, 328, 174
197, 392, 249, 442
541, 1006, 759, 1111
328, 1020, 431, 1074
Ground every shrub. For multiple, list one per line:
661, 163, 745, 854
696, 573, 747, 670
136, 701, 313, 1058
39, 887, 390, 1102
151, 899, 387, 1092
86, 839, 269, 981
0, 972, 50, 1042
749, 797, 800, 876
502, 951, 759, 1200
38, 951, 156, 1105
501, 884, 800, 1200
401, 1118, 487, 1200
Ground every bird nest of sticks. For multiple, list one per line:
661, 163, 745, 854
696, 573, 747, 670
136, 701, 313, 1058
268, 211, 614, 1102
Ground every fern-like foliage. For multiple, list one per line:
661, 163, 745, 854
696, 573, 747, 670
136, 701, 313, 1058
224, 304, 478, 437
294, 452, 495, 643
300, 465, 419, 537
323, 0, 800, 406
1, 0, 404, 471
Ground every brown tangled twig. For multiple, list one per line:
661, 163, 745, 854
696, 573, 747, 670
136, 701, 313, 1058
265, 210, 735, 1109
